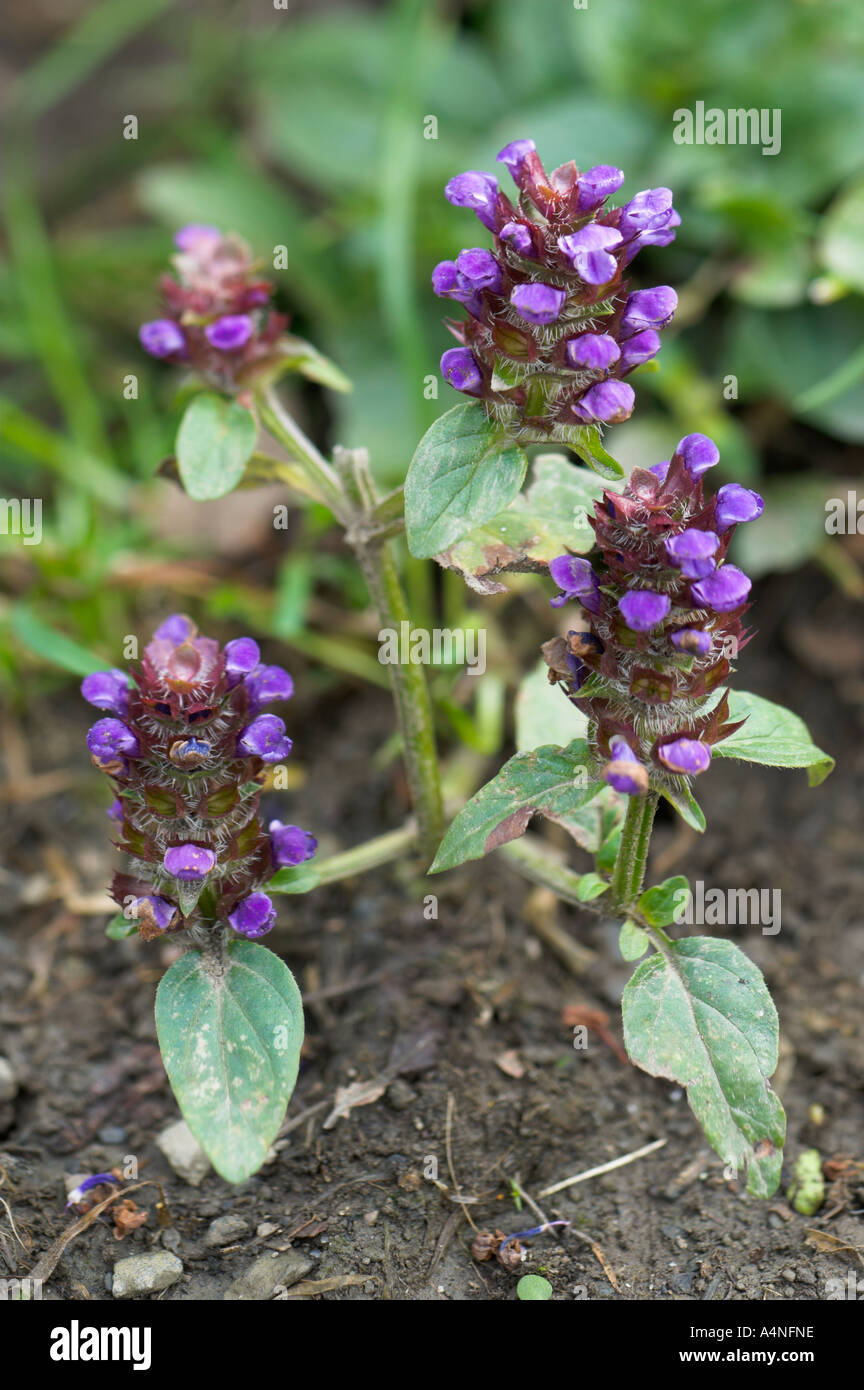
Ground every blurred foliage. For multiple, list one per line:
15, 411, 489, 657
2, 0, 863, 712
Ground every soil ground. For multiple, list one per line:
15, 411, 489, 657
2, 569, 863, 1302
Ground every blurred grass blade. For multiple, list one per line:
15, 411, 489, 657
9, 606, 110, 677
0, 399, 129, 506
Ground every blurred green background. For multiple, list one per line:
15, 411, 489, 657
2, 0, 863, 716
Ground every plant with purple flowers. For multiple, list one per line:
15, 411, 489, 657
84, 615, 318, 1181
422, 145, 833, 1199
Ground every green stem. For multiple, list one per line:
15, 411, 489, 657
611, 792, 659, 911
258, 389, 349, 522
313, 823, 417, 886
499, 835, 588, 908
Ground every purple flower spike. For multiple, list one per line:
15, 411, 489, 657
153, 614, 194, 644
558, 225, 623, 285
619, 287, 678, 335
174, 224, 221, 253
665, 529, 720, 580
576, 164, 625, 212
224, 636, 261, 688
496, 139, 536, 175
139, 319, 185, 359
444, 171, 499, 231
87, 719, 139, 760
618, 329, 661, 373
571, 380, 635, 424
510, 282, 566, 325
670, 628, 712, 656
81, 669, 129, 716
499, 221, 535, 257
237, 714, 293, 763
715, 483, 765, 531
549, 555, 601, 613
691, 565, 752, 612
565, 333, 621, 371
245, 664, 294, 710
134, 894, 179, 933
269, 820, 318, 868
205, 314, 254, 351
456, 247, 503, 295
441, 347, 483, 395
163, 844, 216, 881
228, 891, 277, 939
603, 736, 649, 795
676, 433, 719, 478
657, 738, 712, 775
618, 589, 671, 632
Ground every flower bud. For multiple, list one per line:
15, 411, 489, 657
714, 483, 764, 530
557, 226, 623, 285
571, 380, 635, 424
657, 739, 712, 775
224, 637, 260, 686
139, 319, 185, 358
87, 719, 139, 760
664, 528, 720, 580
510, 282, 566, 325
690, 565, 751, 612
444, 171, 500, 230
237, 715, 293, 762
81, 669, 129, 717
603, 737, 649, 795
270, 821, 318, 868
441, 347, 483, 395
676, 433, 719, 478
228, 892, 277, 939
205, 314, 254, 351
163, 844, 217, 881
244, 664, 294, 710
549, 555, 601, 613
565, 333, 621, 371
618, 590, 671, 632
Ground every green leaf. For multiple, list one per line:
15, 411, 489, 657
105, 913, 138, 940
515, 658, 588, 753
638, 876, 691, 928
570, 427, 625, 482
431, 739, 603, 872
404, 402, 527, 559
9, 606, 110, 677
819, 177, 864, 294
622, 937, 786, 1197
266, 863, 321, 895
154, 940, 304, 1184
271, 334, 352, 394
575, 871, 609, 903
714, 690, 834, 786
436, 454, 610, 594
656, 779, 707, 833
618, 919, 649, 962
516, 1274, 553, 1301
175, 393, 257, 501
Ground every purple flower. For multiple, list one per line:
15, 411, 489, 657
510, 282, 566, 325
577, 164, 625, 213
431, 260, 482, 317
618, 188, 677, 239
549, 555, 601, 613
603, 736, 649, 795
139, 319, 185, 359
66, 1173, 121, 1209
228, 891, 277, 939
444, 171, 499, 231
648, 460, 670, 482
441, 347, 483, 395
154, 614, 194, 643
224, 636, 261, 687
565, 333, 621, 371
205, 315, 254, 351
87, 719, 139, 760
163, 844, 217, 880
676, 433, 719, 478
237, 714, 293, 763
499, 221, 535, 257
665, 529, 720, 580
245, 664, 294, 710
618, 329, 661, 373
496, 139, 536, 175
107, 798, 124, 823
134, 894, 179, 932
456, 247, 503, 295
657, 738, 711, 775
174, 224, 221, 253
81, 669, 129, 717
619, 287, 678, 335
691, 565, 752, 612
715, 484, 765, 530
557, 226, 623, 285
670, 628, 712, 656
618, 589, 671, 632
571, 380, 635, 424
270, 821, 318, 868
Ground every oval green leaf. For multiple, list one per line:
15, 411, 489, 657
155, 940, 304, 1183
405, 402, 527, 559
618, 919, 649, 962
637, 875, 691, 928
714, 690, 834, 786
175, 392, 257, 501
622, 936, 786, 1197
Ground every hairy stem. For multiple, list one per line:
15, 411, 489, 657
611, 792, 658, 911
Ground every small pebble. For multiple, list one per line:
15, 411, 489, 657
205, 1214, 250, 1248
156, 1120, 211, 1187
112, 1252, 183, 1299
0, 1058, 18, 1105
